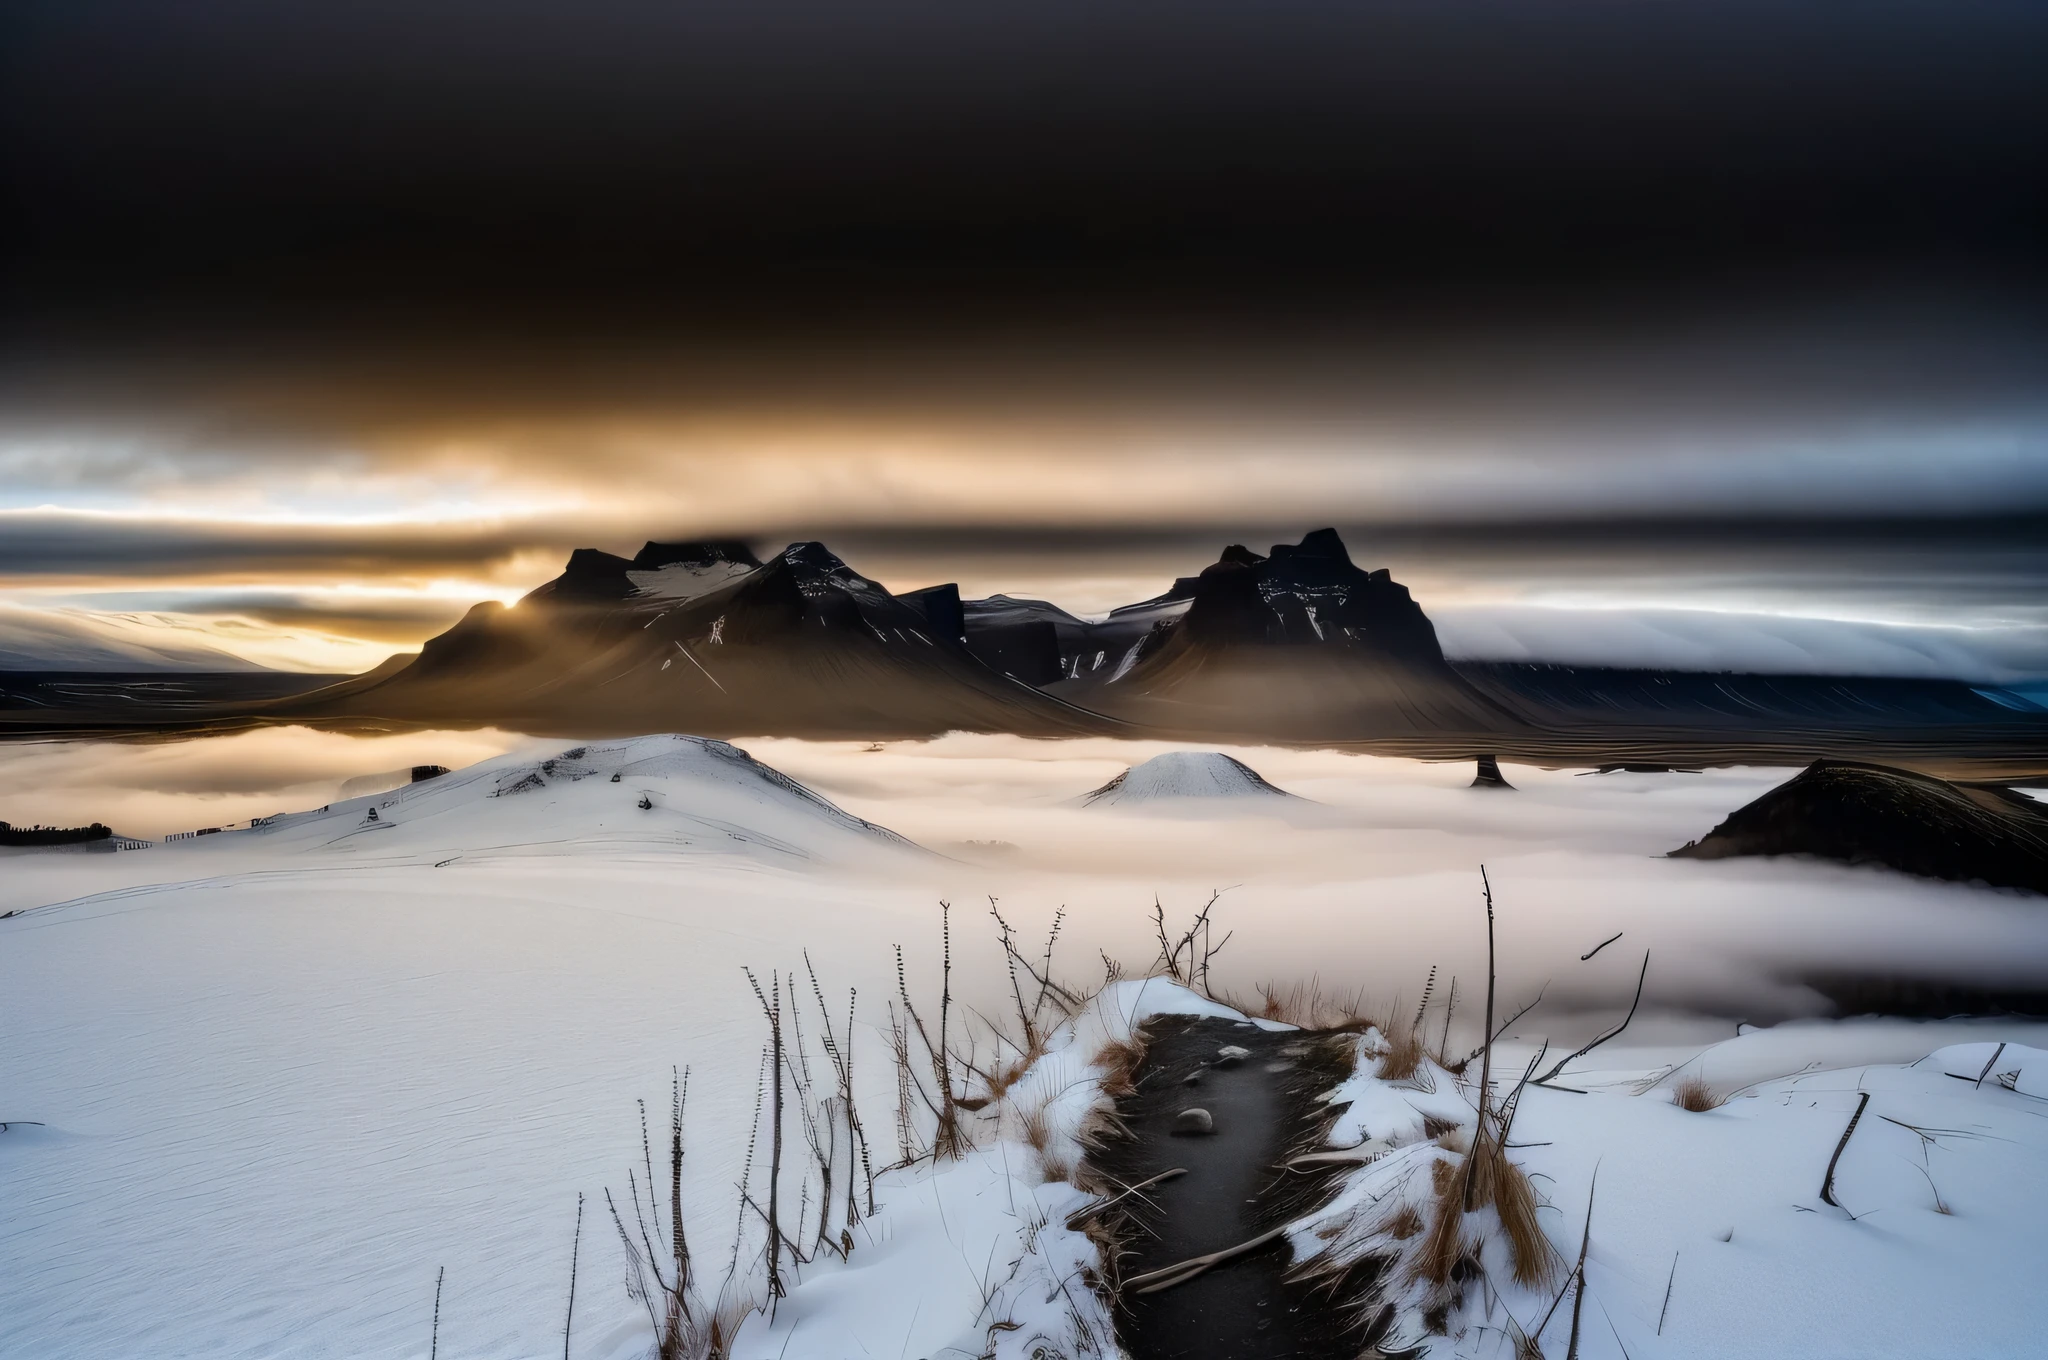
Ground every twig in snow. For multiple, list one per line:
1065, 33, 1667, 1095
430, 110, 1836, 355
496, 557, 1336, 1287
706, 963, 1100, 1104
1975, 1042, 2008, 1089
1657, 1252, 1677, 1335
1580, 932, 1623, 962
1566, 1171, 1595, 1360
1438, 976, 1457, 1065
1534, 951, 1650, 1087
1465, 985, 1549, 1066
1905, 1160, 1953, 1215
563, 1193, 583, 1360
1413, 964, 1438, 1032
1464, 865, 1499, 1213
1819, 1091, 1871, 1210
1125, 1224, 1291, 1294
1063, 1168, 1188, 1230
1494, 1042, 1550, 1146
430, 1266, 444, 1360
743, 967, 788, 1296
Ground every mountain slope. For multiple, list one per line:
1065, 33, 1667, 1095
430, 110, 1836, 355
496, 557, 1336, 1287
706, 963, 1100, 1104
285, 541, 1118, 739
1048, 529, 1515, 740
1672, 759, 2048, 894
237, 734, 925, 870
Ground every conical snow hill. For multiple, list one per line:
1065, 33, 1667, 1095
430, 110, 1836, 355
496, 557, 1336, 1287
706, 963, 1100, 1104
1078, 751, 1298, 808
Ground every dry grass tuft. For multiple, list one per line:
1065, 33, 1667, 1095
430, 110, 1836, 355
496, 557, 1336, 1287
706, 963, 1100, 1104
1672, 1075, 1723, 1112
1412, 1142, 1557, 1290
1019, 1104, 1052, 1152
1080, 1214, 1129, 1294
1074, 1102, 1132, 1156
1416, 1158, 1471, 1286
1376, 1025, 1428, 1082
1245, 978, 1375, 1030
1091, 1037, 1143, 1100
1488, 1151, 1559, 1287
984, 1038, 1048, 1103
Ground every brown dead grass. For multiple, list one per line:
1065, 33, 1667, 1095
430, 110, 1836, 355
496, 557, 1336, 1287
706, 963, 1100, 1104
1243, 978, 1376, 1030
1488, 1151, 1558, 1287
1377, 1025, 1428, 1082
1090, 1037, 1143, 1100
1414, 1141, 1558, 1289
1416, 1156, 1471, 1286
1385, 1203, 1425, 1241
1019, 1103, 1052, 1152
1672, 1075, 1723, 1112
984, 1037, 1048, 1103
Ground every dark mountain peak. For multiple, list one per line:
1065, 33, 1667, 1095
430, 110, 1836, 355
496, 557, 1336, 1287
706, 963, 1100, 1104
549, 547, 638, 599
1172, 527, 1443, 658
1269, 527, 1352, 565
776, 540, 864, 582
631, 540, 760, 571
537, 542, 763, 605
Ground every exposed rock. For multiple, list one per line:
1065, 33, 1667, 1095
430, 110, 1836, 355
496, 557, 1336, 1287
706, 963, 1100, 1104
1672, 759, 2048, 895
1470, 754, 1514, 788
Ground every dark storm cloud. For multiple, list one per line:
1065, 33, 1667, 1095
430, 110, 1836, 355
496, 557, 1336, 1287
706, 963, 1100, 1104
10, 504, 2045, 601
4, 0, 2045, 348
0, 511, 578, 581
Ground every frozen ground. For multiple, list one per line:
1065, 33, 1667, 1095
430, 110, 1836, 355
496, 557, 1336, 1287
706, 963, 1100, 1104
4, 730, 2048, 1358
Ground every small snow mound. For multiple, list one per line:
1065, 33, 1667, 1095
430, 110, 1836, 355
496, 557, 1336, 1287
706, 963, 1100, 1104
1924, 1041, 2048, 1097
1079, 750, 1296, 807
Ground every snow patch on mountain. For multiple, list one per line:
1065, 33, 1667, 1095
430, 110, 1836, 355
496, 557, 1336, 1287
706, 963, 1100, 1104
625, 559, 758, 605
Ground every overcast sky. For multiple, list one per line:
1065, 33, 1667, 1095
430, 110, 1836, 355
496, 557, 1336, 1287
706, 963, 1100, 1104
2, 1, 2044, 676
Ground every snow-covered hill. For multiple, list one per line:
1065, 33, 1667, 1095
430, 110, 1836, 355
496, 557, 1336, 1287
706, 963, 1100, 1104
1078, 749, 1299, 808
230, 734, 924, 871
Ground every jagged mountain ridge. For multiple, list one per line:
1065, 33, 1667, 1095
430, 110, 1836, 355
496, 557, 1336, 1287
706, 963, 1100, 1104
289, 540, 1117, 738
226, 528, 2048, 755
1045, 528, 1517, 738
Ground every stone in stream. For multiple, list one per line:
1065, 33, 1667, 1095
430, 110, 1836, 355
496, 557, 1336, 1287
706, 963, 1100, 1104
1172, 1107, 1216, 1136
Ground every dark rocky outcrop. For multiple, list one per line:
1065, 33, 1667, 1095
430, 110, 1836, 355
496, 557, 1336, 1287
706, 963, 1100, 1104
0, 820, 111, 846
1471, 754, 1514, 788
959, 594, 1093, 685
1672, 760, 2048, 895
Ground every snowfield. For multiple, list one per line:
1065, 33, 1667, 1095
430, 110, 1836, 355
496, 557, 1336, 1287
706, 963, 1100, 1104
4, 730, 2048, 1359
